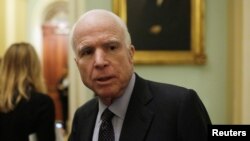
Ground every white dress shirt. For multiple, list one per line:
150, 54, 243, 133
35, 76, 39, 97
92, 74, 135, 141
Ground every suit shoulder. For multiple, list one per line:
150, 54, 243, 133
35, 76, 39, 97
134, 74, 198, 101
148, 79, 191, 93
144, 79, 200, 103
75, 98, 98, 116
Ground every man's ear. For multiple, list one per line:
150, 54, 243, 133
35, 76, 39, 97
129, 45, 135, 58
74, 58, 78, 65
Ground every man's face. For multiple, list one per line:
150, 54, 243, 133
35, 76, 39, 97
73, 17, 135, 102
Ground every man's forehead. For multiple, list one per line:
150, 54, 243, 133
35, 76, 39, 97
74, 16, 121, 38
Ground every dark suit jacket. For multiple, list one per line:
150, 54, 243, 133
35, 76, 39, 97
69, 74, 211, 141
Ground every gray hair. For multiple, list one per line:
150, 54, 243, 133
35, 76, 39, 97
70, 9, 132, 54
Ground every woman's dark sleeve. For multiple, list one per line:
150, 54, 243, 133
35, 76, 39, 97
35, 95, 56, 141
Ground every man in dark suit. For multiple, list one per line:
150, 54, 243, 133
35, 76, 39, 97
69, 9, 211, 141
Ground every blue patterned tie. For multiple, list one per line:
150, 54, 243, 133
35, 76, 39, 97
98, 108, 115, 141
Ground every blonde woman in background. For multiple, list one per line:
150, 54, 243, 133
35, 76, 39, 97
0, 42, 56, 141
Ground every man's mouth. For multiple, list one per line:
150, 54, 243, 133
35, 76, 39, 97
95, 76, 115, 85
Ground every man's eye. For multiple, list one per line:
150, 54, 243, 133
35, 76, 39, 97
109, 45, 117, 50
83, 50, 93, 55
79, 48, 93, 57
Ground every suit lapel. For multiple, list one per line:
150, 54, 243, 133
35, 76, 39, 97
120, 75, 154, 141
78, 100, 98, 141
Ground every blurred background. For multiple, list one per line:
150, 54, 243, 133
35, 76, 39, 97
0, 0, 249, 139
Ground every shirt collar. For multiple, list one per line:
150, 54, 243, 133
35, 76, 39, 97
98, 73, 136, 120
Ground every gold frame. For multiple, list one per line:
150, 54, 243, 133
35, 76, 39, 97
113, 0, 206, 64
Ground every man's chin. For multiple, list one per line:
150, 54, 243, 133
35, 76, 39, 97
97, 95, 117, 106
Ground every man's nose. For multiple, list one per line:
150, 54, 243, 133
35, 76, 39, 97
94, 49, 108, 69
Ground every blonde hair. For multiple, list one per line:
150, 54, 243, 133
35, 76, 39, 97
0, 42, 47, 112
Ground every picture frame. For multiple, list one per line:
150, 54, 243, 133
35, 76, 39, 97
113, 0, 206, 64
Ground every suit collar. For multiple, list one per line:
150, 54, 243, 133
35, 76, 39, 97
133, 73, 153, 104
120, 74, 154, 141
98, 73, 136, 120
78, 99, 98, 141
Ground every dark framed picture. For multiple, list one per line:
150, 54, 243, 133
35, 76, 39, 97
113, 0, 206, 64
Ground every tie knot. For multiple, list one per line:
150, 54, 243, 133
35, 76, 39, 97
101, 108, 114, 122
